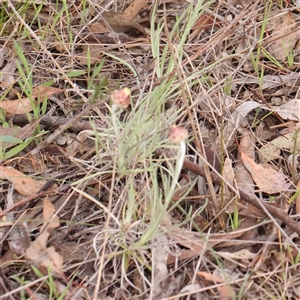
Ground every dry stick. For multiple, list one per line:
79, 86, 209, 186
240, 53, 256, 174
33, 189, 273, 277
30, 99, 106, 155
12, 113, 93, 133
182, 158, 300, 236
0, 193, 44, 220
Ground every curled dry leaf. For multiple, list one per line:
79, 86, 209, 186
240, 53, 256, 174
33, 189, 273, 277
0, 86, 63, 114
0, 166, 45, 196
240, 150, 290, 194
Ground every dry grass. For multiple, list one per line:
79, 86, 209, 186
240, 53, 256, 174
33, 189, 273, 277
0, 0, 300, 299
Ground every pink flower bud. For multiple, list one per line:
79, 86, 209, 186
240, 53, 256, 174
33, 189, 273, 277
169, 126, 188, 144
110, 88, 131, 109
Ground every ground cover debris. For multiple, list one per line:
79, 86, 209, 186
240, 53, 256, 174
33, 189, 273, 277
0, 0, 300, 299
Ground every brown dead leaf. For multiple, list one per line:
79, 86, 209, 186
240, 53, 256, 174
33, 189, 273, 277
166, 228, 245, 264
123, 0, 148, 21
223, 158, 234, 185
25, 196, 63, 275
0, 166, 45, 196
79, 44, 103, 65
25, 231, 63, 275
197, 271, 235, 300
216, 100, 266, 151
240, 150, 290, 194
271, 99, 300, 121
31, 86, 63, 98
259, 142, 281, 163
0, 97, 34, 114
192, 14, 221, 31
0, 249, 15, 273
89, 12, 146, 34
40, 197, 60, 233
216, 249, 256, 260
166, 228, 207, 264
167, 249, 199, 265
259, 128, 300, 163
267, 13, 300, 61
0, 55, 16, 89
235, 128, 258, 241
0, 86, 63, 114
89, 0, 148, 34
197, 271, 226, 283
0, 119, 40, 150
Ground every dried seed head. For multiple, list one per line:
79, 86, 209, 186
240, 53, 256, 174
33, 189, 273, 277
111, 88, 131, 109
169, 126, 188, 144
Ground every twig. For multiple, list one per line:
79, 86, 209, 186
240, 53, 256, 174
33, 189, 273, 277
181, 157, 300, 235
12, 114, 93, 133
0, 193, 44, 219
30, 99, 106, 155
156, 149, 300, 235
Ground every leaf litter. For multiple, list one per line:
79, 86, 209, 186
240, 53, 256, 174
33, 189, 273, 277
0, 0, 300, 299
25, 197, 63, 276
